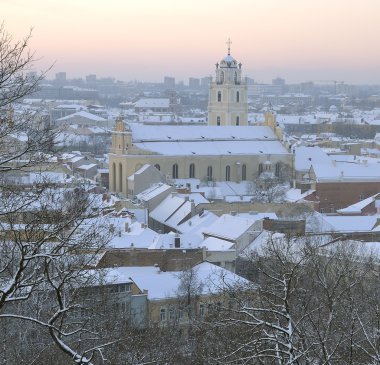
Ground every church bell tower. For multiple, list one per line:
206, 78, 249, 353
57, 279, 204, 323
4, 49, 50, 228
208, 39, 248, 126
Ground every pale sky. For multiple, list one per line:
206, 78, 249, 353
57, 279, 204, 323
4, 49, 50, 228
2, 0, 380, 84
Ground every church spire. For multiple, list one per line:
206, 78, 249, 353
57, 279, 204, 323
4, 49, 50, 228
226, 38, 232, 56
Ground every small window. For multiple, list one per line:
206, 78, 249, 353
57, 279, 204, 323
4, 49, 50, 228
189, 163, 195, 178
217, 91, 222, 102
275, 162, 280, 177
207, 166, 213, 181
242, 164, 247, 180
172, 163, 178, 179
160, 308, 166, 322
199, 304, 205, 317
217, 116, 221, 126
225, 165, 231, 181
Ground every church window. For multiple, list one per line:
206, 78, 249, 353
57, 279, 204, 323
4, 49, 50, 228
225, 165, 231, 181
220, 71, 224, 84
172, 164, 178, 179
112, 163, 116, 191
234, 71, 238, 84
236, 116, 240, 126
189, 163, 195, 178
242, 164, 247, 180
154, 164, 160, 171
275, 162, 280, 177
207, 166, 213, 181
236, 91, 240, 102
258, 163, 263, 175
118, 163, 123, 192
217, 91, 222, 102
217, 116, 221, 126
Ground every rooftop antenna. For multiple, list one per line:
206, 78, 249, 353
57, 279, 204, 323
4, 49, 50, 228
226, 38, 232, 55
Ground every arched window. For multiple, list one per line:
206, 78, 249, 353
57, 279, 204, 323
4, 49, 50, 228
236, 91, 240, 102
225, 165, 231, 181
234, 71, 238, 84
154, 164, 160, 171
217, 91, 222, 102
236, 116, 240, 126
112, 162, 116, 191
220, 71, 224, 84
258, 163, 263, 175
217, 116, 221, 126
275, 162, 281, 177
242, 164, 247, 181
207, 166, 213, 181
172, 164, 178, 179
119, 163, 123, 192
189, 163, 195, 178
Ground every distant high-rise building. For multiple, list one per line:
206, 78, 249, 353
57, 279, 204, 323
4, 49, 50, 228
272, 77, 285, 86
189, 77, 200, 89
208, 40, 248, 126
55, 72, 66, 83
201, 76, 211, 88
86, 74, 97, 83
164, 76, 175, 89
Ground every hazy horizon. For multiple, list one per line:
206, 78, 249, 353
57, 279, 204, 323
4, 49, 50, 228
3, 0, 380, 84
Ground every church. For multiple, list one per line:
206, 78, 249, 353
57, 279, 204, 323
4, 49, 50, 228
109, 45, 293, 197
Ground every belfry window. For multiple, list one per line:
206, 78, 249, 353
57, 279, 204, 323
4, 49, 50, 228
217, 116, 221, 126
172, 164, 178, 179
220, 71, 224, 84
225, 165, 231, 181
236, 91, 240, 102
207, 166, 213, 181
242, 164, 247, 180
217, 91, 222, 102
189, 163, 195, 178
236, 116, 240, 126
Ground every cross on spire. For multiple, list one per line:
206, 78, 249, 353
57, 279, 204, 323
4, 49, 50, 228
226, 38, 232, 55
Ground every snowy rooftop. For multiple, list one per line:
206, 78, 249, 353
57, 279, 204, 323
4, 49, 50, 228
130, 125, 277, 142
56, 110, 107, 122
294, 146, 331, 171
135, 140, 288, 156
337, 193, 380, 215
105, 262, 249, 300
311, 161, 380, 182
202, 214, 260, 241
135, 98, 170, 108
136, 183, 172, 202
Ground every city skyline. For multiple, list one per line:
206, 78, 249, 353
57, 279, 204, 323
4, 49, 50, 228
3, 0, 380, 84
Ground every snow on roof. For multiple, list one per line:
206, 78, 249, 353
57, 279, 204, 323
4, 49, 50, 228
294, 146, 330, 171
115, 262, 249, 300
201, 237, 235, 251
149, 194, 187, 224
337, 193, 380, 214
134, 164, 151, 175
135, 98, 170, 108
316, 215, 380, 233
177, 210, 219, 236
285, 188, 316, 203
312, 161, 380, 182
76, 163, 97, 170
135, 140, 288, 156
108, 221, 159, 249
136, 183, 172, 202
202, 214, 258, 241
131, 125, 277, 142
177, 193, 209, 205
164, 200, 192, 229
56, 110, 106, 122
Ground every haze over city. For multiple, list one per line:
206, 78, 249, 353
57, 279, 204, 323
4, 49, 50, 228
3, 0, 380, 84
